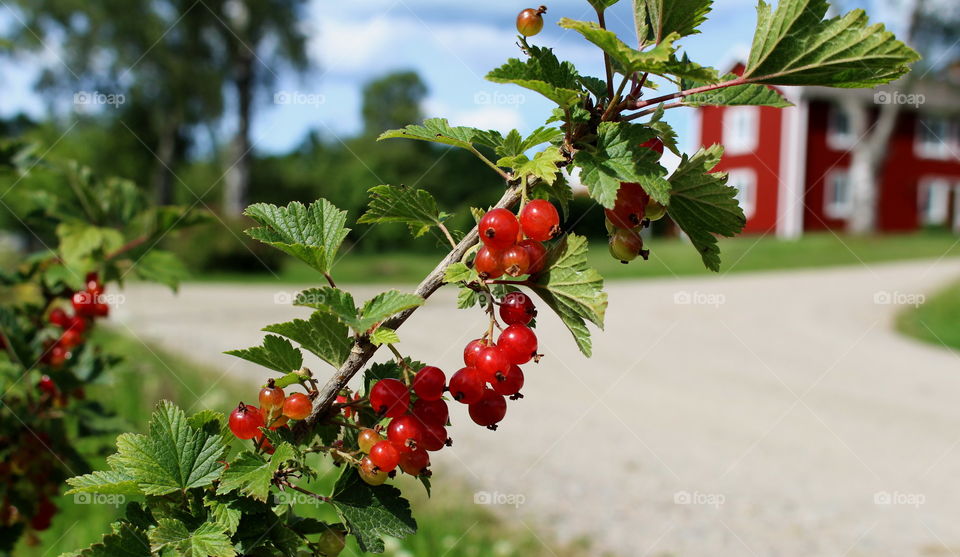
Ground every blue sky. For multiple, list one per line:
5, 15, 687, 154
0, 0, 906, 156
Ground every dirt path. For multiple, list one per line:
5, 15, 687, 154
114, 258, 960, 557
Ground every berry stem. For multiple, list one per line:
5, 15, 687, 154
465, 144, 511, 181
278, 480, 332, 503
596, 7, 615, 102
104, 235, 149, 261
323, 272, 337, 288
622, 76, 749, 121
386, 344, 414, 383
437, 221, 457, 250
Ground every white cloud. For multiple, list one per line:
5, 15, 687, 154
422, 97, 523, 134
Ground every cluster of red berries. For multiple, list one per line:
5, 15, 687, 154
356, 291, 539, 486
605, 138, 667, 263
42, 272, 109, 367
0, 429, 62, 534
474, 199, 559, 279
229, 383, 313, 452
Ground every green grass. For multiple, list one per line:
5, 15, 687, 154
193, 231, 960, 285
897, 279, 960, 351
21, 331, 597, 557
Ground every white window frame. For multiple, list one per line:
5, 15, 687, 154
918, 177, 953, 226
826, 104, 857, 151
723, 106, 759, 155
824, 169, 853, 219
914, 116, 956, 160
726, 168, 757, 219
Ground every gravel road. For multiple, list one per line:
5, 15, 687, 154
114, 258, 960, 557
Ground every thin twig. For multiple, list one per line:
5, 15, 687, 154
437, 222, 457, 250
323, 273, 337, 288
597, 9, 615, 101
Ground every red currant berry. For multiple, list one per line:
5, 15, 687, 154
71, 291, 96, 317
37, 375, 56, 396
282, 393, 312, 420
499, 292, 537, 325
30, 498, 57, 531
359, 456, 388, 485
369, 440, 400, 472
60, 327, 83, 348
519, 239, 548, 274
476, 345, 511, 384
516, 6, 546, 37
259, 385, 285, 411
501, 245, 531, 277
93, 302, 109, 318
605, 182, 648, 229
269, 415, 289, 429
420, 423, 449, 452
85, 271, 102, 291
640, 137, 664, 156
646, 197, 666, 221
474, 246, 505, 279
67, 316, 87, 333
399, 449, 430, 476
497, 324, 538, 365
45, 344, 68, 367
449, 367, 485, 404
49, 308, 70, 328
369, 378, 410, 418
412, 398, 449, 427
520, 199, 560, 242
413, 366, 446, 401
463, 338, 490, 367
478, 208, 520, 251
469, 389, 508, 429
609, 228, 645, 263
358, 428, 382, 453
229, 403, 265, 440
387, 415, 424, 453
493, 364, 525, 396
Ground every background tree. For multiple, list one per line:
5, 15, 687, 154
361, 71, 429, 136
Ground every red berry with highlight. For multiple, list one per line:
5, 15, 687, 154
463, 338, 490, 367
259, 385, 285, 411
478, 208, 520, 251
469, 389, 508, 428
499, 292, 537, 325
493, 364, 525, 396
282, 393, 312, 420
369, 440, 401, 472
520, 199, 560, 241
501, 245, 531, 277
229, 403, 265, 440
516, 6, 546, 37
498, 324, 538, 365
413, 366, 445, 401
605, 182, 648, 229
412, 397, 449, 427
49, 308, 70, 328
421, 423, 449, 452
369, 378, 410, 418
476, 345, 511, 384
520, 239, 548, 274
37, 375, 57, 396
358, 428, 382, 453
399, 448, 430, 476
387, 415, 424, 453
449, 367, 485, 404
474, 246, 505, 279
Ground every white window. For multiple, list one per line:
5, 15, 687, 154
723, 107, 759, 154
726, 168, 757, 219
915, 117, 956, 160
824, 170, 852, 219
827, 104, 857, 151
918, 177, 952, 226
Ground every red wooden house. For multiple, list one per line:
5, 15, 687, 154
694, 65, 960, 237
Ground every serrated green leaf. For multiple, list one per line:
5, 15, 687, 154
62, 522, 151, 557
498, 147, 564, 186
359, 185, 450, 239
558, 19, 677, 76
204, 498, 242, 535
574, 122, 670, 207
109, 401, 229, 496
370, 327, 400, 346
588, 0, 621, 10
263, 311, 351, 369
634, 0, 712, 44
443, 262, 474, 284
666, 145, 746, 272
244, 199, 350, 275
149, 519, 234, 557
65, 470, 141, 496
743, 0, 919, 87
486, 46, 584, 108
294, 287, 422, 335
217, 443, 296, 501
130, 250, 188, 291
529, 234, 607, 356
225, 335, 304, 374
294, 286, 358, 320
330, 467, 417, 553
683, 73, 791, 107
496, 127, 564, 158
358, 291, 423, 333
378, 118, 500, 152
57, 223, 124, 268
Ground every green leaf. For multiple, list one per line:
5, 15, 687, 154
588, 0, 621, 10
204, 498, 243, 535
498, 146, 564, 186
225, 335, 304, 374
108, 401, 229, 496
130, 250, 189, 291
443, 262, 474, 284
294, 287, 423, 335
574, 122, 670, 208
63, 522, 151, 557
149, 519, 234, 557
294, 286, 358, 321
495, 127, 563, 158
217, 443, 296, 502
743, 0, 919, 87
486, 46, 584, 108
57, 223, 124, 268
370, 327, 400, 346
65, 470, 140, 496
682, 73, 791, 107
529, 234, 607, 356
634, 0, 713, 44
244, 199, 350, 275
263, 311, 352, 369
558, 19, 676, 76
357, 291, 424, 334
378, 118, 500, 152
666, 145, 746, 272
359, 184, 451, 239
330, 468, 416, 553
